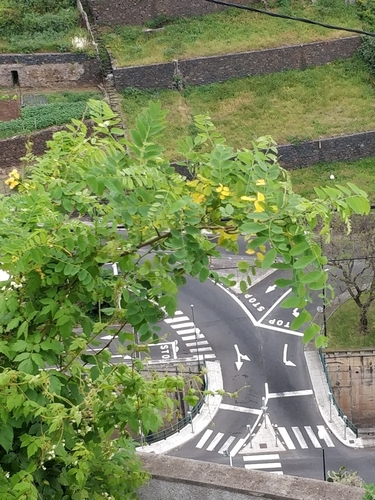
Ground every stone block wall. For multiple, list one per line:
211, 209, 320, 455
0, 53, 102, 89
112, 36, 360, 90
325, 349, 375, 427
1, 127, 375, 173
138, 454, 364, 500
87, 0, 252, 25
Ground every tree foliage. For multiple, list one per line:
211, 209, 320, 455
0, 99, 369, 498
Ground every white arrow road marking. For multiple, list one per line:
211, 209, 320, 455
265, 285, 277, 293
234, 344, 250, 371
283, 344, 296, 367
292, 308, 299, 317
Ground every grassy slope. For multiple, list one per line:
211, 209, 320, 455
102, 0, 360, 66
121, 58, 375, 158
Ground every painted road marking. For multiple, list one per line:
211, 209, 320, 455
196, 429, 213, 449
317, 425, 335, 447
243, 454, 280, 461
203, 354, 216, 359
218, 436, 236, 454
170, 322, 195, 329
189, 347, 212, 352
283, 343, 296, 367
220, 403, 262, 415
305, 426, 321, 448
278, 427, 296, 450
268, 389, 313, 398
186, 341, 209, 347
101, 334, 118, 340
245, 462, 282, 470
291, 427, 308, 449
230, 437, 246, 457
206, 432, 224, 451
257, 323, 304, 337
164, 316, 190, 324
234, 343, 250, 371
182, 334, 205, 341
258, 289, 292, 323
175, 328, 198, 335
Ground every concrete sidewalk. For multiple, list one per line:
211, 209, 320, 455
138, 360, 223, 454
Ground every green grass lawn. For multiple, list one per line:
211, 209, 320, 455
102, 0, 360, 66
121, 58, 375, 157
327, 296, 375, 349
290, 157, 375, 202
0, 0, 92, 53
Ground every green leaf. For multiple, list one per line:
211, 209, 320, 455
303, 323, 321, 343
199, 267, 210, 283
261, 248, 277, 270
274, 278, 293, 288
289, 241, 310, 256
0, 424, 13, 452
169, 200, 187, 213
280, 295, 306, 309
240, 280, 247, 294
293, 255, 316, 269
300, 270, 324, 284
291, 309, 311, 330
346, 195, 370, 214
240, 221, 267, 233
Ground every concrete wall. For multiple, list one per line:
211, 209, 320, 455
112, 37, 360, 90
0, 53, 102, 89
87, 0, 252, 25
138, 454, 364, 500
325, 349, 375, 427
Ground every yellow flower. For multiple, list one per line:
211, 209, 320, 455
256, 179, 266, 186
256, 252, 264, 261
216, 184, 231, 200
10, 169, 20, 180
245, 248, 255, 255
9, 180, 19, 189
192, 192, 206, 204
241, 192, 265, 212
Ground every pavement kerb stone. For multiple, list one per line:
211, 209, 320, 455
137, 360, 223, 455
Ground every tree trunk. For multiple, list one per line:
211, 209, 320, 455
359, 306, 369, 335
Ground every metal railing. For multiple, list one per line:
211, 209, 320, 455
318, 349, 358, 438
135, 370, 207, 445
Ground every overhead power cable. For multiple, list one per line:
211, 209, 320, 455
204, 0, 375, 37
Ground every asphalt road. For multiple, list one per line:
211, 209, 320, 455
165, 270, 375, 482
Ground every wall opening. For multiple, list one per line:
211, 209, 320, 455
11, 70, 19, 86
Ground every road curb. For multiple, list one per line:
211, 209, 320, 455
137, 360, 223, 455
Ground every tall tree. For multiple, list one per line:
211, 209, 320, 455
0, 100, 369, 499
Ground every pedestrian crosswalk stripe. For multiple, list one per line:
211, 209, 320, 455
291, 427, 308, 449
245, 462, 282, 470
230, 437, 246, 457
243, 454, 280, 462
190, 347, 212, 353
270, 471, 284, 475
171, 322, 195, 329
180, 334, 205, 341
202, 354, 216, 359
305, 426, 321, 448
218, 436, 236, 454
186, 341, 209, 347
317, 425, 335, 448
196, 429, 213, 449
174, 310, 184, 315
164, 316, 190, 324
175, 328, 197, 335
278, 427, 296, 450
207, 432, 224, 451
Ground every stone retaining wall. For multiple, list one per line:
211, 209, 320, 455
138, 454, 364, 500
112, 37, 361, 90
1, 127, 375, 173
87, 0, 252, 25
325, 348, 375, 427
0, 53, 101, 89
